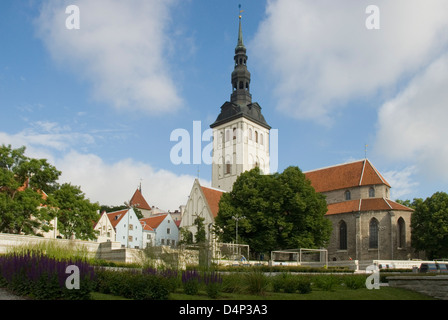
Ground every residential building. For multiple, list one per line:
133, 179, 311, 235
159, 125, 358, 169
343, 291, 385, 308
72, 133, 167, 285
95, 208, 143, 248
140, 213, 179, 247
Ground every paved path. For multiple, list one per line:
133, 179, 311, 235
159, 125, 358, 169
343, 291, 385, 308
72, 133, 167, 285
0, 288, 25, 300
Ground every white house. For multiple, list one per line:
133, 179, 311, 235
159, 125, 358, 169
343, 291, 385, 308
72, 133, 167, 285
94, 210, 116, 243
94, 208, 143, 248
140, 213, 179, 247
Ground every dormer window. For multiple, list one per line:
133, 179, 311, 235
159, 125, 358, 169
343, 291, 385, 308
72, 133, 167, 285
369, 187, 375, 198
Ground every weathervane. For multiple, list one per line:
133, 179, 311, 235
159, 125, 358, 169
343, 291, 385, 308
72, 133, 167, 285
239, 4, 244, 19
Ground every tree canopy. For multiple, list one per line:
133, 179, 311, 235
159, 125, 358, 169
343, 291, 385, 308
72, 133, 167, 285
410, 192, 448, 259
0, 144, 60, 235
51, 183, 100, 240
214, 166, 332, 255
0, 144, 99, 239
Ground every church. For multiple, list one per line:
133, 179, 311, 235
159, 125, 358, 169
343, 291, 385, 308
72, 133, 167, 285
180, 15, 414, 263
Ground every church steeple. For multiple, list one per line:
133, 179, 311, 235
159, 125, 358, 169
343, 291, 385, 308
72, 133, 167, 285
231, 13, 252, 106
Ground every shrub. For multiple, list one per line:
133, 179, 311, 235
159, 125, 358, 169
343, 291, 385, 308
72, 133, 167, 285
314, 275, 341, 291
245, 271, 268, 295
221, 273, 244, 294
296, 277, 312, 294
95, 268, 170, 300
342, 275, 367, 290
182, 270, 201, 295
204, 271, 223, 299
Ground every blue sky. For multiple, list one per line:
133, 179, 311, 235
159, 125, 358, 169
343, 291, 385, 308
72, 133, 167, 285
1, 0, 448, 210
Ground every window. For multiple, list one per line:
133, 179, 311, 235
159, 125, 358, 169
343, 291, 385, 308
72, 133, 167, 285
248, 128, 252, 140
167, 228, 171, 235
233, 127, 236, 140
339, 221, 347, 250
225, 130, 230, 142
369, 187, 375, 198
260, 133, 263, 145
129, 224, 133, 230
397, 218, 406, 248
255, 131, 258, 143
369, 218, 379, 249
345, 190, 351, 201
225, 161, 231, 175
128, 236, 133, 242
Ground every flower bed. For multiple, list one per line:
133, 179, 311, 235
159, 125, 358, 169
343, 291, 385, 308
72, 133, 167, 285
0, 251, 95, 300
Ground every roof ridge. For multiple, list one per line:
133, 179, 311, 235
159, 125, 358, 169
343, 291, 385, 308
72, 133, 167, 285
384, 198, 393, 210
304, 159, 365, 174
359, 159, 367, 186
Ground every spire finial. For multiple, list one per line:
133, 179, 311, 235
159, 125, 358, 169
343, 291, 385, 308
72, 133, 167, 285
237, 5, 245, 49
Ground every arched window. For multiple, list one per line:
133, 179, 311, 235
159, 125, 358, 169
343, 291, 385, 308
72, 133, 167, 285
255, 131, 258, 143
248, 128, 252, 140
369, 187, 375, 198
369, 218, 379, 249
239, 81, 244, 89
345, 190, 351, 201
233, 127, 236, 140
339, 221, 347, 250
397, 217, 406, 248
260, 133, 264, 146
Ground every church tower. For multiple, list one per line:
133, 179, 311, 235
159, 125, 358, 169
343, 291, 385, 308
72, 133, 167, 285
211, 14, 271, 192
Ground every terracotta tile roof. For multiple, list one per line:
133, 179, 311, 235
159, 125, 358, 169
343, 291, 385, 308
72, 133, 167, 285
140, 220, 154, 231
130, 188, 152, 211
326, 198, 413, 216
304, 159, 391, 193
106, 209, 128, 228
201, 186, 224, 218
140, 214, 167, 230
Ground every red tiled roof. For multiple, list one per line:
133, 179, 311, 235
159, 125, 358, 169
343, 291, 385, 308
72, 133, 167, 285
130, 188, 152, 211
326, 198, 413, 216
140, 220, 154, 231
304, 159, 391, 193
140, 214, 167, 230
201, 186, 224, 218
106, 209, 128, 228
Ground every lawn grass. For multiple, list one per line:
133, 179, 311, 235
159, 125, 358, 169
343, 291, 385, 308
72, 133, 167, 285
92, 286, 435, 301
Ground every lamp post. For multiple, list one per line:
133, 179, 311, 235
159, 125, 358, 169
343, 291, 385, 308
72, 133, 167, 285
232, 214, 246, 244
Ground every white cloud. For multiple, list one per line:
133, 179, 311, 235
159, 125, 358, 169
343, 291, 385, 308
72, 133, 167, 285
382, 166, 419, 200
375, 52, 448, 182
0, 125, 205, 211
55, 150, 204, 211
251, 0, 448, 124
35, 0, 183, 114
0, 121, 94, 159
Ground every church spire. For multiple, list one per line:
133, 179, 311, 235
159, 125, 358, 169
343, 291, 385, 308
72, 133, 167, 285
231, 8, 252, 106
236, 10, 245, 51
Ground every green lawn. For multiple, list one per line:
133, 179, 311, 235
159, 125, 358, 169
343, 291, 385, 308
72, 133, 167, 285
92, 286, 435, 301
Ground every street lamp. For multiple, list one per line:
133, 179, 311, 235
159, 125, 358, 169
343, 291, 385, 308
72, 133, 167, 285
232, 214, 246, 244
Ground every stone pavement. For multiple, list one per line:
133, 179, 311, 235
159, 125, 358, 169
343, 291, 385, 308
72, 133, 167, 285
0, 288, 25, 300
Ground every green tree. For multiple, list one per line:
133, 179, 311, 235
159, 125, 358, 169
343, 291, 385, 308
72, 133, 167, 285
214, 166, 331, 255
411, 192, 448, 259
52, 183, 100, 240
194, 216, 207, 244
0, 145, 61, 235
